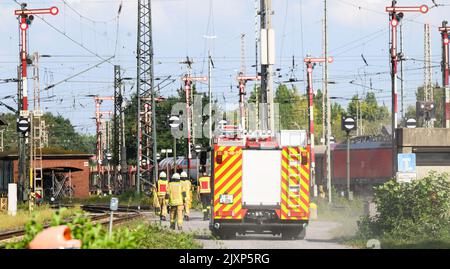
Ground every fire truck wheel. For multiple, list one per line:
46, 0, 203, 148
211, 229, 227, 240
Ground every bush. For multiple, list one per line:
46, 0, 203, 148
5, 209, 201, 249
357, 172, 450, 241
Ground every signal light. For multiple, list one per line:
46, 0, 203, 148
419, 5, 428, 14
391, 18, 399, 27
20, 22, 28, 30
50, 7, 59, 16
395, 12, 404, 21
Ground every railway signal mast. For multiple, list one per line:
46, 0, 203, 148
181, 69, 207, 179
385, 1, 428, 177
439, 21, 450, 128
14, 4, 58, 204
238, 75, 261, 130
304, 56, 333, 196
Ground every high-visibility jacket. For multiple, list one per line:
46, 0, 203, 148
168, 181, 184, 206
181, 180, 192, 200
198, 176, 211, 194
157, 179, 168, 196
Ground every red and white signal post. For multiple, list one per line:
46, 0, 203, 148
182, 75, 207, 177
15, 4, 59, 115
439, 21, 450, 128
237, 75, 261, 129
385, 1, 428, 176
14, 4, 58, 205
304, 56, 333, 189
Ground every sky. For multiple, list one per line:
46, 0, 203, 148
0, 0, 450, 135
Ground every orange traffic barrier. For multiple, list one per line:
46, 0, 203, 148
28, 225, 81, 249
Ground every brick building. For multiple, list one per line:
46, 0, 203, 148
0, 154, 93, 198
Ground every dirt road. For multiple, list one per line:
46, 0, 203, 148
146, 210, 352, 249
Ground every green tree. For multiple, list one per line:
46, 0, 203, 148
0, 112, 95, 154
123, 85, 213, 164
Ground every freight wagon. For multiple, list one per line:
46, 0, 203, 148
315, 142, 394, 194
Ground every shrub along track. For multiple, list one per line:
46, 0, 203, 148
0, 204, 143, 245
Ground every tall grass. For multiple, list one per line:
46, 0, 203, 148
0, 204, 80, 232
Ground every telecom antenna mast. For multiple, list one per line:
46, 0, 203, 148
424, 24, 434, 128
136, 0, 157, 194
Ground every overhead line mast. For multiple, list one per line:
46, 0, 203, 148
136, 0, 157, 194
424, 24, 434, 128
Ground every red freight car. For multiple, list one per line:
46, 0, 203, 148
315, 142, 393, 194
332, 142, 393, 192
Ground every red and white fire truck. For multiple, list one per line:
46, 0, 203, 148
209, 126, 310, 240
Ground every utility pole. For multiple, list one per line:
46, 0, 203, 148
203, 35, 216, 148
385, 2, 429, 178
14, 4, 59, 203
400, 23, 405, 121
120, 82, 128, 189
113, 65, 122, 190
30, 52, 45, 203
136, 0, 157, 194
254, 0, 260, 130
208, 53, 213, 147
439, 21, 450, 128
259, 0, 275, 132
324, 0, 332, 204
238, 34, 261, 130
239, 33, 247, 130
424, 24, 434, 128
322, 18, 326, 145
94, 97, 114, 191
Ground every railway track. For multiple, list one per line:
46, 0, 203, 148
0, 204, 143, 245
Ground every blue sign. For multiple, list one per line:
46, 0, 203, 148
397, 153, 416, 173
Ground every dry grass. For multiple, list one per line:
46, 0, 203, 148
0, 205, 80, 232
313, 196, 366, 240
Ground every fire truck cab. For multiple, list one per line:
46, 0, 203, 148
210, 126, 311, 240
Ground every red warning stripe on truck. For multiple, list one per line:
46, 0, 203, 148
213, 145, 244, 220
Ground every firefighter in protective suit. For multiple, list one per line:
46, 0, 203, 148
198, 172, 212, 220
180, 171, 192, 221
157, 172, 169, 220
166, 173, 186, 230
